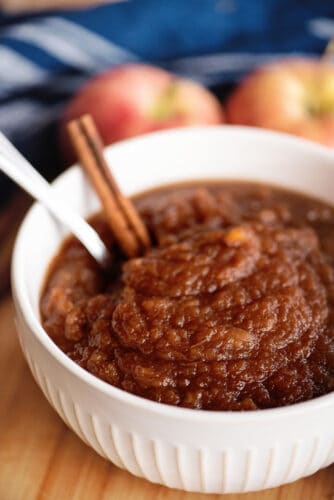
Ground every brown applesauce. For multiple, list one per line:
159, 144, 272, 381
40, 182, 334, 411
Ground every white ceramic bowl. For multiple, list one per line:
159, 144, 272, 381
12, 126, 334, 494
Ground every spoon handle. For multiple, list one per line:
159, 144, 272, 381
0, 139, 110, 267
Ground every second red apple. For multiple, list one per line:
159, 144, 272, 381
226, 58, 334, 147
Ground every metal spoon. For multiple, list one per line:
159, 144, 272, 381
0, 132, 110, 267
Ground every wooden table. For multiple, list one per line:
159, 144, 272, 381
0, 293, 333, 500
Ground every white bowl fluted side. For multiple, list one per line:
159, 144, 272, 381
16, 314, 334, 494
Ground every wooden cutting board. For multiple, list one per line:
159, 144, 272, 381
0, 294, 334, 500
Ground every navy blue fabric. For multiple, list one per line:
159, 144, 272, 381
0, 0, 333, 202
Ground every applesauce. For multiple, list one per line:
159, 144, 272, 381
40, 182, 334, 410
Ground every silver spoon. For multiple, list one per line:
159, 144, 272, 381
0, 132, 110, 267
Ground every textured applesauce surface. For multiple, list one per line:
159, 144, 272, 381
40, 182, 334, 410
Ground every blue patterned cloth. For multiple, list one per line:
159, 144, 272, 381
0, 0, 333, 200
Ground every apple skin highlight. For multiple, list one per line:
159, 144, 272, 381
226, 58, 334, 147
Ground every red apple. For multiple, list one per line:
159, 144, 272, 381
226, 58, 334, 147
60, 64, 224, 162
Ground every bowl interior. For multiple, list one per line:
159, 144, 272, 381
13, 125, 334, 353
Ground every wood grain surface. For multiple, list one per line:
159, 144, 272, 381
0, 0, 119, 13
0, 294, 333, 500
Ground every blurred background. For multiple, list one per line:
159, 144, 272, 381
1, 0, 334, 293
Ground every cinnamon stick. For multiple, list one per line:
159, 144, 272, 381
67, 115, 150, 258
